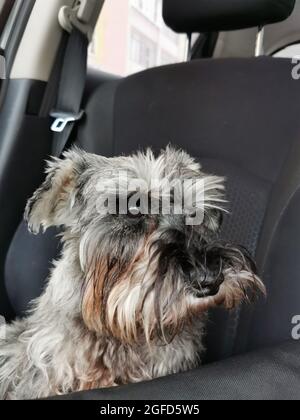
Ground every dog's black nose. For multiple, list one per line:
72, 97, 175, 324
200, 279, 221, 298
190, 271, 223, 298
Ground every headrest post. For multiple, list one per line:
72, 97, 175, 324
187, 33, 193, 60
255, 26, 265, 57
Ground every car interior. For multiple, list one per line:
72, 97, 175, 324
1, 0, 300, 400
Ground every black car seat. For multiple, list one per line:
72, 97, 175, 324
3, 0, 299, 369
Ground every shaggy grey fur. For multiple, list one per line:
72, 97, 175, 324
0, 147, 264, 400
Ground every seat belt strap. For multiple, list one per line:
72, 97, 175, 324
49, 0, 105, 156
50, 27, 88, 157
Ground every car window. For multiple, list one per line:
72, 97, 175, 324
88, 0, 188, 76
274, 43, 300, 58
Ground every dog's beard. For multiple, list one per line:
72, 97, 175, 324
81, 227, 265, 346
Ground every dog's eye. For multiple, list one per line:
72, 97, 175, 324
128, 198, 142, 218
128, 206, 141, 217
128, 201, 142, 217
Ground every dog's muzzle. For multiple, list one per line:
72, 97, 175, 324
155, 229, 225, 298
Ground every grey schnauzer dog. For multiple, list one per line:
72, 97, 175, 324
0, 147, 264, 400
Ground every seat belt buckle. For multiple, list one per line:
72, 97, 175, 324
50, 110, 84, 133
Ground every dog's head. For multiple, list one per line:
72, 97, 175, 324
25, 147, 265, 344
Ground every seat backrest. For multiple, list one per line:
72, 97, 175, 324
4, 0, 300, 362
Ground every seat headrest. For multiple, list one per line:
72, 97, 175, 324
163, 0, 296, 33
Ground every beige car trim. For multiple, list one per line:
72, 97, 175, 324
11, 0, 75, 81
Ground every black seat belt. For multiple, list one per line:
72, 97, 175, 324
50, 27, 88, 157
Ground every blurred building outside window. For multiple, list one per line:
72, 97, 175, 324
88, 0, 188, 76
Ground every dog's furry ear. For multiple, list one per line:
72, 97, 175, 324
25, 148, 86, 234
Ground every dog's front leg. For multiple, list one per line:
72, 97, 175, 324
0, 319, 32, 400
0, 317, 59, 400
